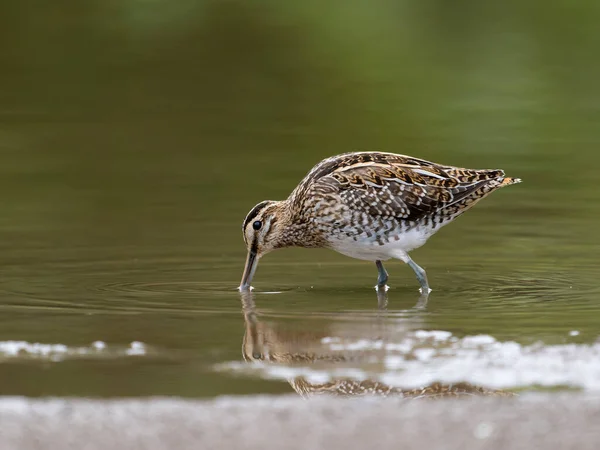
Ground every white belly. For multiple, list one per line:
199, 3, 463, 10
328, 227, 433, 262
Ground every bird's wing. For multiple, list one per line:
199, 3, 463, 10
293, 152, 506, 222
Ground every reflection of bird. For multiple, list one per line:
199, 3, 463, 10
240, 291, 514, 399
239, 151, 520, 292
290, 379, 514, 399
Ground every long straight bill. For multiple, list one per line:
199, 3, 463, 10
239, 251, 259, 291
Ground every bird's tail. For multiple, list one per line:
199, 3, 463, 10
499, 177, 522, 187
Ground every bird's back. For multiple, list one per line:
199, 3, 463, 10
289, 151, 520, 225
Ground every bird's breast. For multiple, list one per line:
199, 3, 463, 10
324, 222, 436, 261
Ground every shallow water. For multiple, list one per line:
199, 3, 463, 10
1, 1, 600, 398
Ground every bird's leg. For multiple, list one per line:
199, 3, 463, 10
405, 256, 431, 294
375, 260, 389, 287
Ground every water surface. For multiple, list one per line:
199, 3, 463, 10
1, 0, 600, 398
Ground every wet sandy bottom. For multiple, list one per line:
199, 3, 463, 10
2, 394, 600, 450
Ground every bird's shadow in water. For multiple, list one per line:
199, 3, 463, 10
243, 283, 430, 312
238, 287, 427, 362
375, 285, 429, 311
237, 289, 514, 399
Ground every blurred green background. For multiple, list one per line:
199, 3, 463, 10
0, 0, 599, 397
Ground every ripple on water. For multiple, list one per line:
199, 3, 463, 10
89, 281, 301, 315
0, 278, 305, 315
432, 269, 600, 315
94, 280, 302, 296
96, 280, 238, 295
449, 270, 577, 296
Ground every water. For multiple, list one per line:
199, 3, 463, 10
1, 1, 600, 399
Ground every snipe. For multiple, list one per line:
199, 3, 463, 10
239, 151, 521, 293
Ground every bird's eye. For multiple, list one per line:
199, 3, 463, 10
252, 220, 262, 230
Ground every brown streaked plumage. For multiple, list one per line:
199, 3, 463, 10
240, 151, 521, 292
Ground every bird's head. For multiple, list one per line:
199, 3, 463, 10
239, 200, 288, 290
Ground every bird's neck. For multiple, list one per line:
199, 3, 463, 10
271, 200, 321, 249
